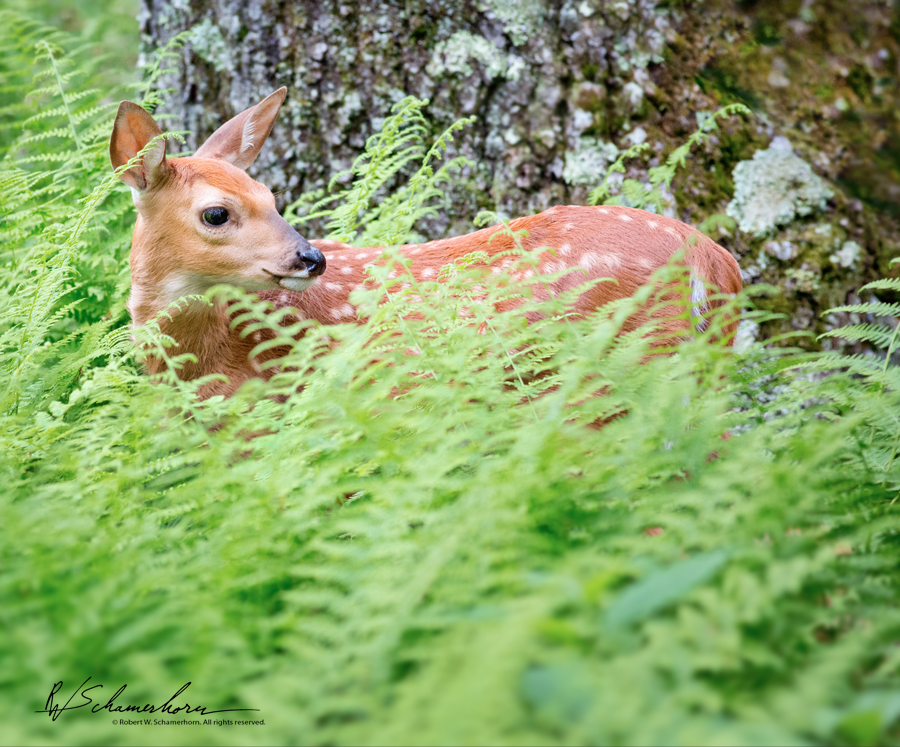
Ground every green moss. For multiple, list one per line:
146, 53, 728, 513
814, 83, 834, 101
847, 63, 874, 104
581, 62, 600, 82
696, 66, 763, 110
752, 18, 783, 46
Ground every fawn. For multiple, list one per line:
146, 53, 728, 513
111, 88, 742, 399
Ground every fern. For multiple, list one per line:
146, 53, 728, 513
285, 96, 475, 247
817, 261, 900, 368
589, 102, 751, 216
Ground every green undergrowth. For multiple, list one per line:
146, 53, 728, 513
3, 13, 900, 747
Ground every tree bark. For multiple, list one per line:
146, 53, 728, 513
138, 0, 693, 232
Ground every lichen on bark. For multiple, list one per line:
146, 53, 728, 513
727, 136, 833, 238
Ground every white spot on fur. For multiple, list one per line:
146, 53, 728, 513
579, 254, 601, 272
665, 227, 679, 237
411, 248, 422, 255
618, 214, 633, 222
647, 220, 659, 230
340, 265, 353, 275
421, 267, 435, 278
564, 223, 574, 230
355, 252, 369, 259
559, 243, 572, 256
598, 208, 610, 214
325, 282, 342, 291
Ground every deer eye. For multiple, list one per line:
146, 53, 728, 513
202, 207, 229, 226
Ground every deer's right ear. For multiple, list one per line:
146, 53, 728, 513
110, 101, 168, 191
194, 87, 286, 170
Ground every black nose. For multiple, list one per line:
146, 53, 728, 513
295, 244, 326, 277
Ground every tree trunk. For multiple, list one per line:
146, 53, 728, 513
138, 0, 698, 229
140, 0, 900, 347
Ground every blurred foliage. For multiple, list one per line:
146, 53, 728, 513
3, 10, 900, 747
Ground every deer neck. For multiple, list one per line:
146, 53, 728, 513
133, 297, 246, 393
129, 282, 329, 398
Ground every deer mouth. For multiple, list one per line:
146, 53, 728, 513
262, 268, 317, 292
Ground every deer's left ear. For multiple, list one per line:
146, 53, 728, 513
110, 101, 168, 191
194, 87, 287, 170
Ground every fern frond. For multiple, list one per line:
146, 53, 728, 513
828, 302, 900, 318
859, 278, 900, 293
819, 323, 895, 348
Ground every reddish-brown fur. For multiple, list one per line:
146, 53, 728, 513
112, 90, 742, 399
301, 205, 741, 331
